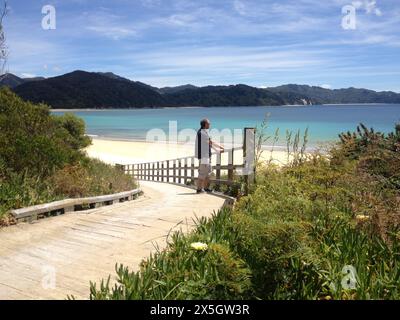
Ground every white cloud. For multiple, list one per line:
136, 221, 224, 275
320, 84, 332, 89
352, 0, 383, 16
86, 25, 137, 40
122, 46, 327, 73
20, 73, 36, 78
82, 9, 137, 40
233, 0, 247, 16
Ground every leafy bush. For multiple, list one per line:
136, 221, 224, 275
89, 209, 252, 300
0, 87, 136, 223
0, 87, 89, 177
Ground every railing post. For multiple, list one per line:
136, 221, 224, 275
148, 163, 151, 181
173, 160, 177, 183
178, 159, 181, 184
215, 152, 221, 191
228, 149, 234, 182
167, 160, 170, 183
191, 157, 195, 185
184, 158, 188, 185
161, 161, 165, 182
243, 127, 256, 194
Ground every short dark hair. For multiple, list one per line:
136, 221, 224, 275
200, 118, 209, 129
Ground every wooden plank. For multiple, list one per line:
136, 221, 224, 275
178, 160, 182, 184
191, 157, 195, 182
215, 152, 221, 191
173, 160, 177, 183
184, 158, 188, 184
192, 178, 237, 186
228, 149, 234, 182
243, 127, 256, 193
11, 189, 142, 220
167, 160, 170, 183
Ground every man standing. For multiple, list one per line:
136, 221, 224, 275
195, 118, 224, 194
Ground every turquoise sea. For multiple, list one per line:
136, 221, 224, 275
53, 104, 400, 147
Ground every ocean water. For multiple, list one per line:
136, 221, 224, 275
52, 104, 400, 147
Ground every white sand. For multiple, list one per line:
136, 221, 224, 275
85, 138, 291, 166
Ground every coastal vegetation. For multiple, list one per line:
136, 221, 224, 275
90, 122, 400, 300
2, 70, 400, 109
0, 88, 136, 226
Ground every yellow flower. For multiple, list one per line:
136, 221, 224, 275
190, 242, 208, 251
356, 215, 370, 222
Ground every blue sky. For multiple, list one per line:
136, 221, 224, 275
4, 0, 400, 91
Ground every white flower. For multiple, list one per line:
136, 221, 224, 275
190, 242, 208, 251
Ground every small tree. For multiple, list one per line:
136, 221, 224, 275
0, 1, 8, 75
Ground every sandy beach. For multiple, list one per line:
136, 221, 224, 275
85, 138, 292, 166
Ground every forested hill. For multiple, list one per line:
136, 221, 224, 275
5, 70, 400, 109
12, 71, 167, 109
269, 84, 400, 104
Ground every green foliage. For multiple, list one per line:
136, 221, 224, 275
90, 122, 400, 300
335, 123, 400, 190
14, 70, 167, 109
89, 209, 252, 300
49, 159, 136, 198
0, 87, 136, 222
53, 112, 91, 150
269, 84, 400, 104
0, 87, 87, 176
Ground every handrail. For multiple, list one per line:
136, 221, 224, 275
11, 188, 142, 222
117, 128, 256, 190
126, 147, 243, 165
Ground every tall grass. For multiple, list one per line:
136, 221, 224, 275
90, 122, 400, 300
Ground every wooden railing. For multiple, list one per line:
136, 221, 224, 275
11, 189, 142, 222
117, 128, 256, 190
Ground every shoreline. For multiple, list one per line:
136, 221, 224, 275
86, 135, 329, 151
51, 103, 396, 112
85, 138, 327, 167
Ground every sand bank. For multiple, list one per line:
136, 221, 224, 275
85, 138, 292, 166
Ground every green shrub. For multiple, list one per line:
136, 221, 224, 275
0, 88, 136, 223
0, 88, 88, 177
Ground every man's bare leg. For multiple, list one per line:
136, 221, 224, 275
204, 177, 210, 190
197, 178, 204, 191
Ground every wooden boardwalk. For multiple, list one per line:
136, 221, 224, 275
0, 182, 227, 300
